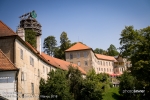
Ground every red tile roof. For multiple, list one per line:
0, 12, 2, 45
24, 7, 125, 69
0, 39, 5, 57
41, 53, 86, 75
0, 20, 17, 37
65, 42, 91, 51
0, 49, 18, 71
95, 53, 117, 61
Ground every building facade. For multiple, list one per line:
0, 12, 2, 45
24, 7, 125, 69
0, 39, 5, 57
65, 42, 131, 75
0, 20, 86, 100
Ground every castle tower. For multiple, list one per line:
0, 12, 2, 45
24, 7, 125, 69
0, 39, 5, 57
17, 10, 42, 54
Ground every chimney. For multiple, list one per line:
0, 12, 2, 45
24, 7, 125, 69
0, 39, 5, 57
16, 28, 25, 41
36, 35, 41, 54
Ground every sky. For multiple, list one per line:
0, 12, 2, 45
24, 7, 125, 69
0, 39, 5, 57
0, 0, 150, 52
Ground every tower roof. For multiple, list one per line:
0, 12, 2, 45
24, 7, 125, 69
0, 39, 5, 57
0, 20, 17, 37
65, 42, 91, 52
0, 50, 18, 71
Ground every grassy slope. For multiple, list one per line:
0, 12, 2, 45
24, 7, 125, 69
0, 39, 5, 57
102, 87, 121, 100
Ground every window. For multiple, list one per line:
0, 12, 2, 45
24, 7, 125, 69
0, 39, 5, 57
78, 61, 80, 66
38, 69, 40, 77
107, 68, 108, 72
21, 72, 24, 81
104, 68, 105, 72
47, 68, 48, 74
43, 66, 45, 73
85, 61, 88, 66
109, 62, 110, 66
77, 52, 80, 58
20, 49, 23, 60
30, 56, 34, 66
84, 52, 88, 58
99, 68, 100, 71
106, 62, 108, 66
103, 61, 105, 66
110, 68, 111, 72
101, 68, 103, 71
70, 53, 73, 59
31, 83, 34, 95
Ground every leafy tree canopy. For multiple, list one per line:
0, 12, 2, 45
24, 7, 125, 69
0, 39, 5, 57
43, 36, 57, 56
54, 31, 71, 60
119, 26, 150, 99
107, 44, 119, 56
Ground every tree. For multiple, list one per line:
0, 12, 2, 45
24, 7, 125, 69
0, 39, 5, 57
54, 32, 71, 60
119, 26, 150, 99
25, 29, 36, 48
39, 69, 73, 100
80, 69, 103, 100
118, 71, 137, 100
107, 44, 119, 56
66, 66, 83, 100
94, 48, 105, 54
43, 36, 57, 56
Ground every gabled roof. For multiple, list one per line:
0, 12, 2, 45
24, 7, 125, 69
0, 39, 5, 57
0, 20, 17, 37
41, 53, 86, 75
65, 42, 91, 52
95, 53, 117, 61
0, 50, 18, 71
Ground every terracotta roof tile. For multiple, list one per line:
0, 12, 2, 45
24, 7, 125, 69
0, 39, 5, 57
41, 53, 86, 74
65, 42, 91, 51
0, 20, 17, 37
95, 53, 117, 61
0, 49, 18, 71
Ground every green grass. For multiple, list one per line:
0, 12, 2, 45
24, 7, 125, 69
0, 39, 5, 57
102, 87, 121, 100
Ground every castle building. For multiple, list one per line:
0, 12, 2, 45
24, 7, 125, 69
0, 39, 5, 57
65, 42, 131, 76
0, 20, 85, 100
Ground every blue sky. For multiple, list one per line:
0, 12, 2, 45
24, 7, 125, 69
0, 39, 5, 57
0, 0, 150, 52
